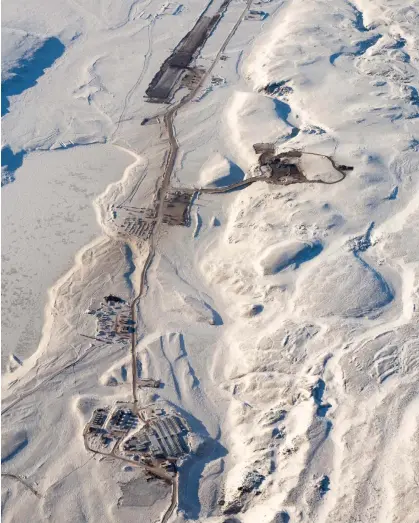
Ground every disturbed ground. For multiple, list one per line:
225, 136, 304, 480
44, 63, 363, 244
2, 0, 419, 522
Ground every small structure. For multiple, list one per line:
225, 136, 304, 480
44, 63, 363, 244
138, 378, 161, 389
211, 75, 225, 86
105, 295, 125, 304
91, 408, 109, 428
108, 407, 138, 433
262, 82, 294, 97
159, 2, 183, 16
121, 215, 155, 240
253, 143, 275, 155
182, 67, 206, 90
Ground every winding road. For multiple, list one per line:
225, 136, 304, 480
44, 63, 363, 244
1, 2, 349, 522
196, 153, 348, 195
126, 2, 351, 521
129, 0, 254, 405
1, 3, 255, 522
127, 1, 254, 520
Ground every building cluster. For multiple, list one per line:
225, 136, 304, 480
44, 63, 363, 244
253, 144, 306, 184
90, 407, 109, 429
86, 296, 134, 343
85, 406, 113, 451
109, 407, 138, 433
112, 188, 193, 239
121, 215, 154, 240
84, 402, 192, 465
124, 412, 190, 459
85, 402, 136, 453
182, 67, 206, 90
162, 189, 194, 226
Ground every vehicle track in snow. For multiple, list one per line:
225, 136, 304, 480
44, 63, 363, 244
1, 473, 42, 498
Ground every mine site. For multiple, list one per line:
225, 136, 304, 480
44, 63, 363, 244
2, 0, 419, 522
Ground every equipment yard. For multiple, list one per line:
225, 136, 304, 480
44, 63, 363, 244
85, 296, 135, 344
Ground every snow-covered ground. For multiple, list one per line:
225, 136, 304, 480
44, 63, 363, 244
2, 0, 419, 522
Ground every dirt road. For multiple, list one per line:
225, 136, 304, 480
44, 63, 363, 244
129, 0, 254, 402
127, 2, 254, 521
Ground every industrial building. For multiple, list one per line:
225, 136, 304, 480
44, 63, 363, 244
123, 414, 190, 459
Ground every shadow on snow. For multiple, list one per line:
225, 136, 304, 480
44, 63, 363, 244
2, 36, 65, 116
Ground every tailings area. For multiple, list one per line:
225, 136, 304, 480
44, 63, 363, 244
146, 0, 232, 102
